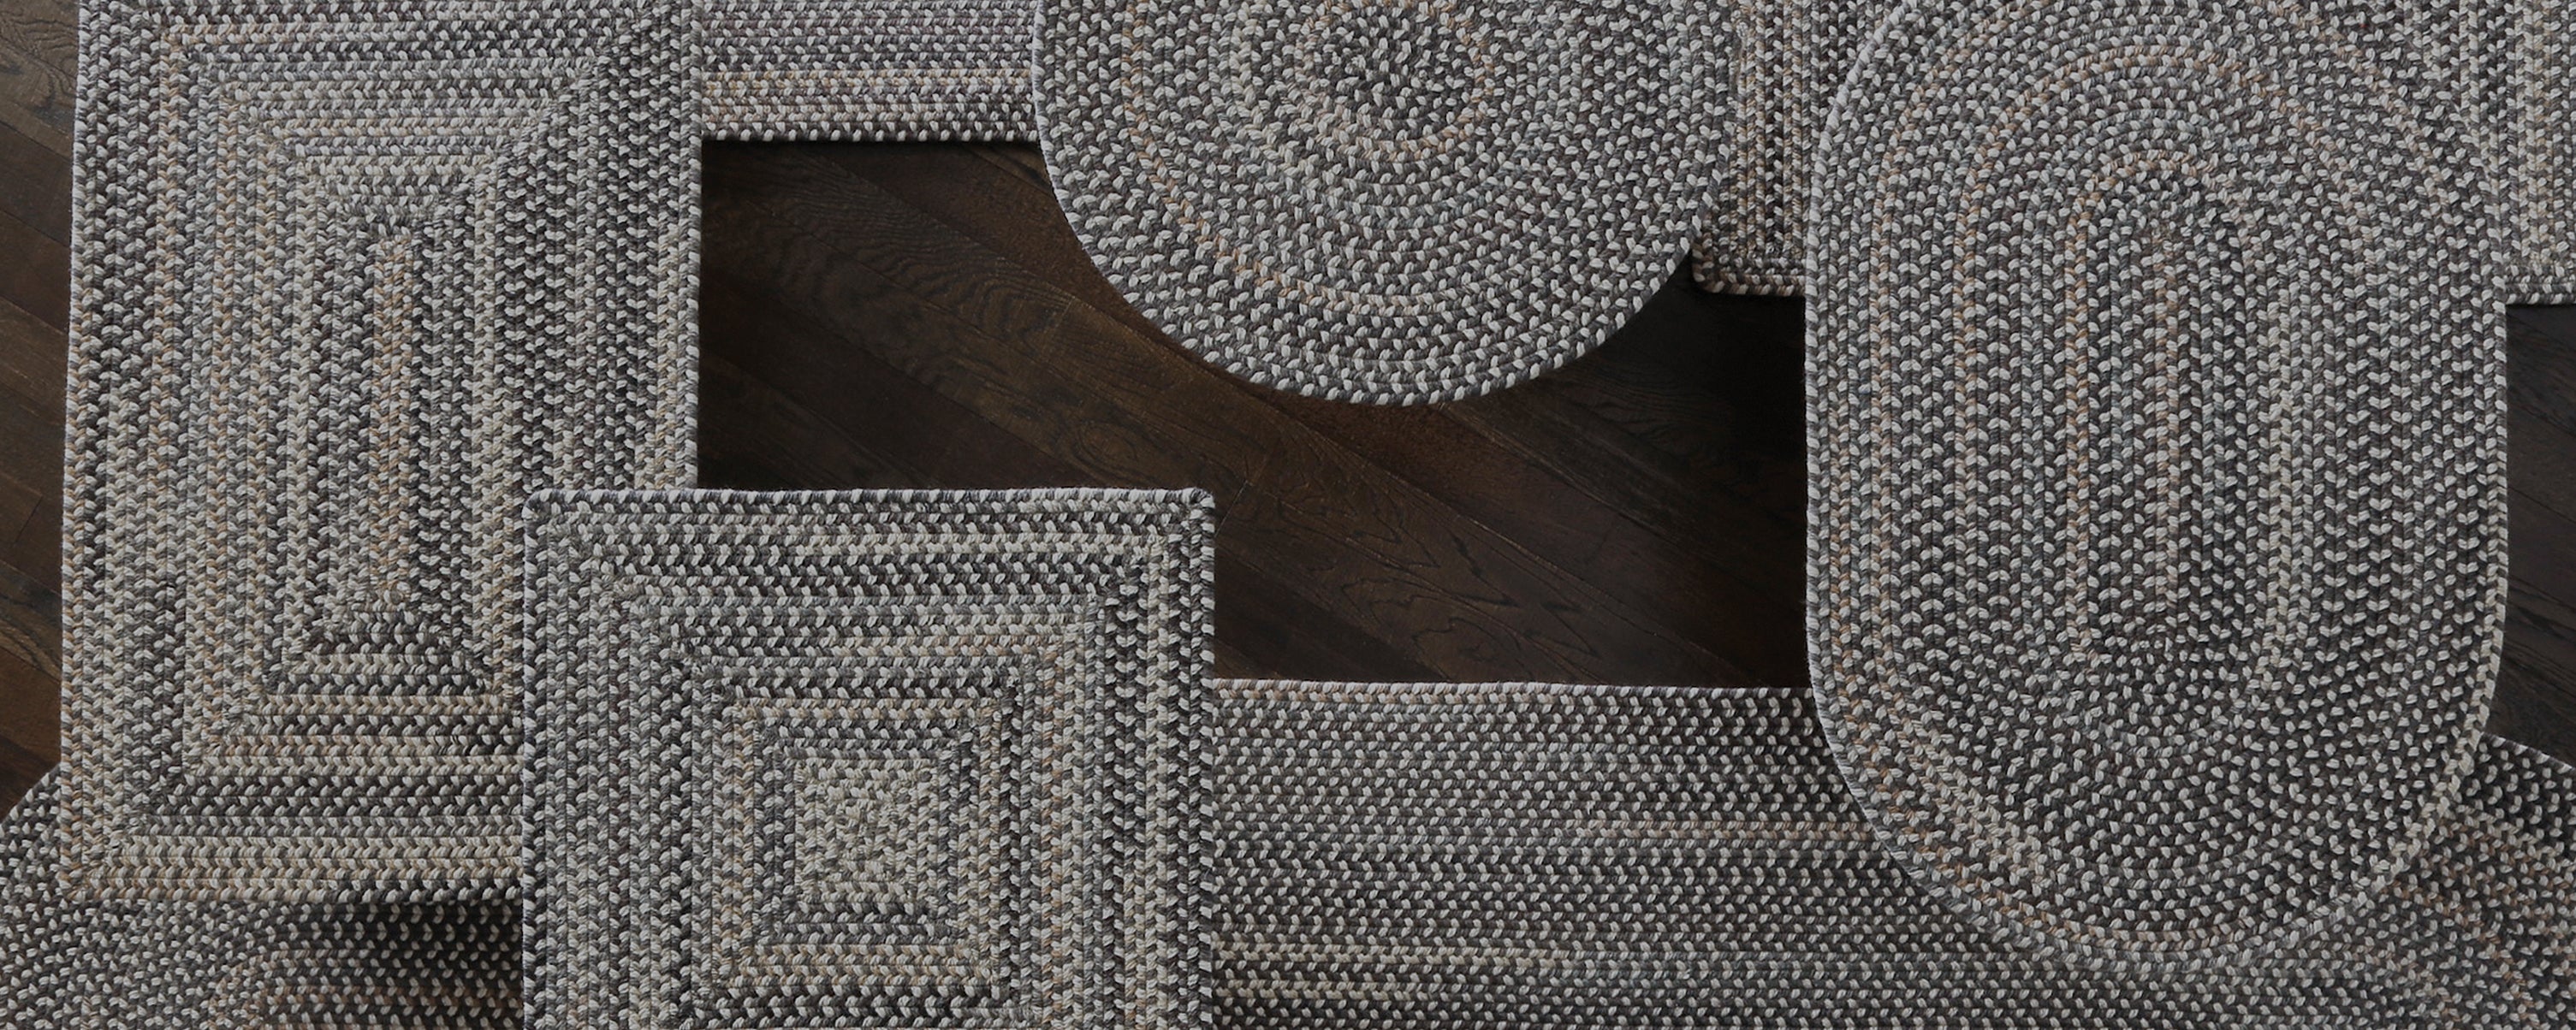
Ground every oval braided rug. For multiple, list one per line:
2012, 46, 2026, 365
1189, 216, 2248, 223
1037, 0, 1725, 405
1807, 0, 2504, 968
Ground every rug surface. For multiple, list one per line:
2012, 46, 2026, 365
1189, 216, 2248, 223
2502, 0, 2576, 303
1209, 681, 2576, 1026
520, 488, 1214, 1030
1692, 0, 2575, 300
59, 0, 699, 902
1807, 0, 2505, 968
1, 774, 519, 1028
1039, 0, 1725, 404
698, 0, 1037, 139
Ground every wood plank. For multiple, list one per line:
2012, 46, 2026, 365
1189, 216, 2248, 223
700, 267, 1095, 490
697, 352, 929, 492
1209, 549, 1445, 683
0, 552, 56, 680
703, 145, 1754, 685
1254, 314, 1809, 685
0, 208, 66, 329
0, 642, 51, 765
0, 119, 64, 245
0, 732, 45, 818
0, 295, 66, 423
701, 265, 1439, 678
0, 0, 73, 159
2502, 307, 2576, 763
4, 488, 53, 595
813, 142, 1166, 343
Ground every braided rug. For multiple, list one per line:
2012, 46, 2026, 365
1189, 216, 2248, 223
1807, 0, 2504, 968
2502, 0, 2576, 304
1684, 0, 1866, 296
1690, 0, 2576, 300
1, 775, 519, 1027
698, 0, 1039, 140
1210, 682, 2576, 1027
520, 489, 1214, 1030
1038, 0, 1726, 405
61, 0, 698, 903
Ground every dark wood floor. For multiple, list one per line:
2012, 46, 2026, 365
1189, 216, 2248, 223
697, 140, 2576, 772
0, 0, 2573, 811
0, 0, 72, 817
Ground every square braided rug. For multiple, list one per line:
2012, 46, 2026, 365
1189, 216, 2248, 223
519, 488, 1214, 1030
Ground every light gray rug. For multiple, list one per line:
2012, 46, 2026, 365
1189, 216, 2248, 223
520, 489, 1214, 1030
1807, 0, 2503, 968
61, 0, 699, 902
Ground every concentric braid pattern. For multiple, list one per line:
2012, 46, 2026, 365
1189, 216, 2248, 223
521, 489, 1213, 1030
1041, 0, 1726, 404
61, 0, 697, 902
1807, 0, 2503, 968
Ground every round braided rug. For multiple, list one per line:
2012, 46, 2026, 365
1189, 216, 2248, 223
1807, 0, 2504, 969
1037, 0, 1725, 405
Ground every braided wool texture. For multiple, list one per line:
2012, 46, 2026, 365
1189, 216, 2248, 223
1209, 682, 2576, 1027
520, 489, 1214, 1030
60, 0, 699, 903
1689, 0, 2573, 299
698, 0, 1038, 140
1038, 0, 1725, 405
2, 775, 519, 1027
1683, 0, 1867, 296
1807, 0, 2505, 968
2502, 0, 2576, 304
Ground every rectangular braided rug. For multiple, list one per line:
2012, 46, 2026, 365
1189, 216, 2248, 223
61, 0, 699, 901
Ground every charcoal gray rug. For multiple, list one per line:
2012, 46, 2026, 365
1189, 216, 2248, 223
1209, 682, 2575, 1026
519, 489, 1214, 1030
62, 0, 699, 902
1, 774, 519, 1028
1037, 0, 1725, 404
1807, 0, 2504, 968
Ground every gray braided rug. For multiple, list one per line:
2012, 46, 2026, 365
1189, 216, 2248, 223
1, 774, 519, 1027
2501, 0, 2576, 304
62, 0, 699, 902
520, 488, 1214, 1030
1689, 0, 2576, 300
1683, 0, 1866, 296
699, 0, 1039, 140
1210, 682, 2576, 1027
1808, 0, 2504, 968
1037, 0, 1726, 405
